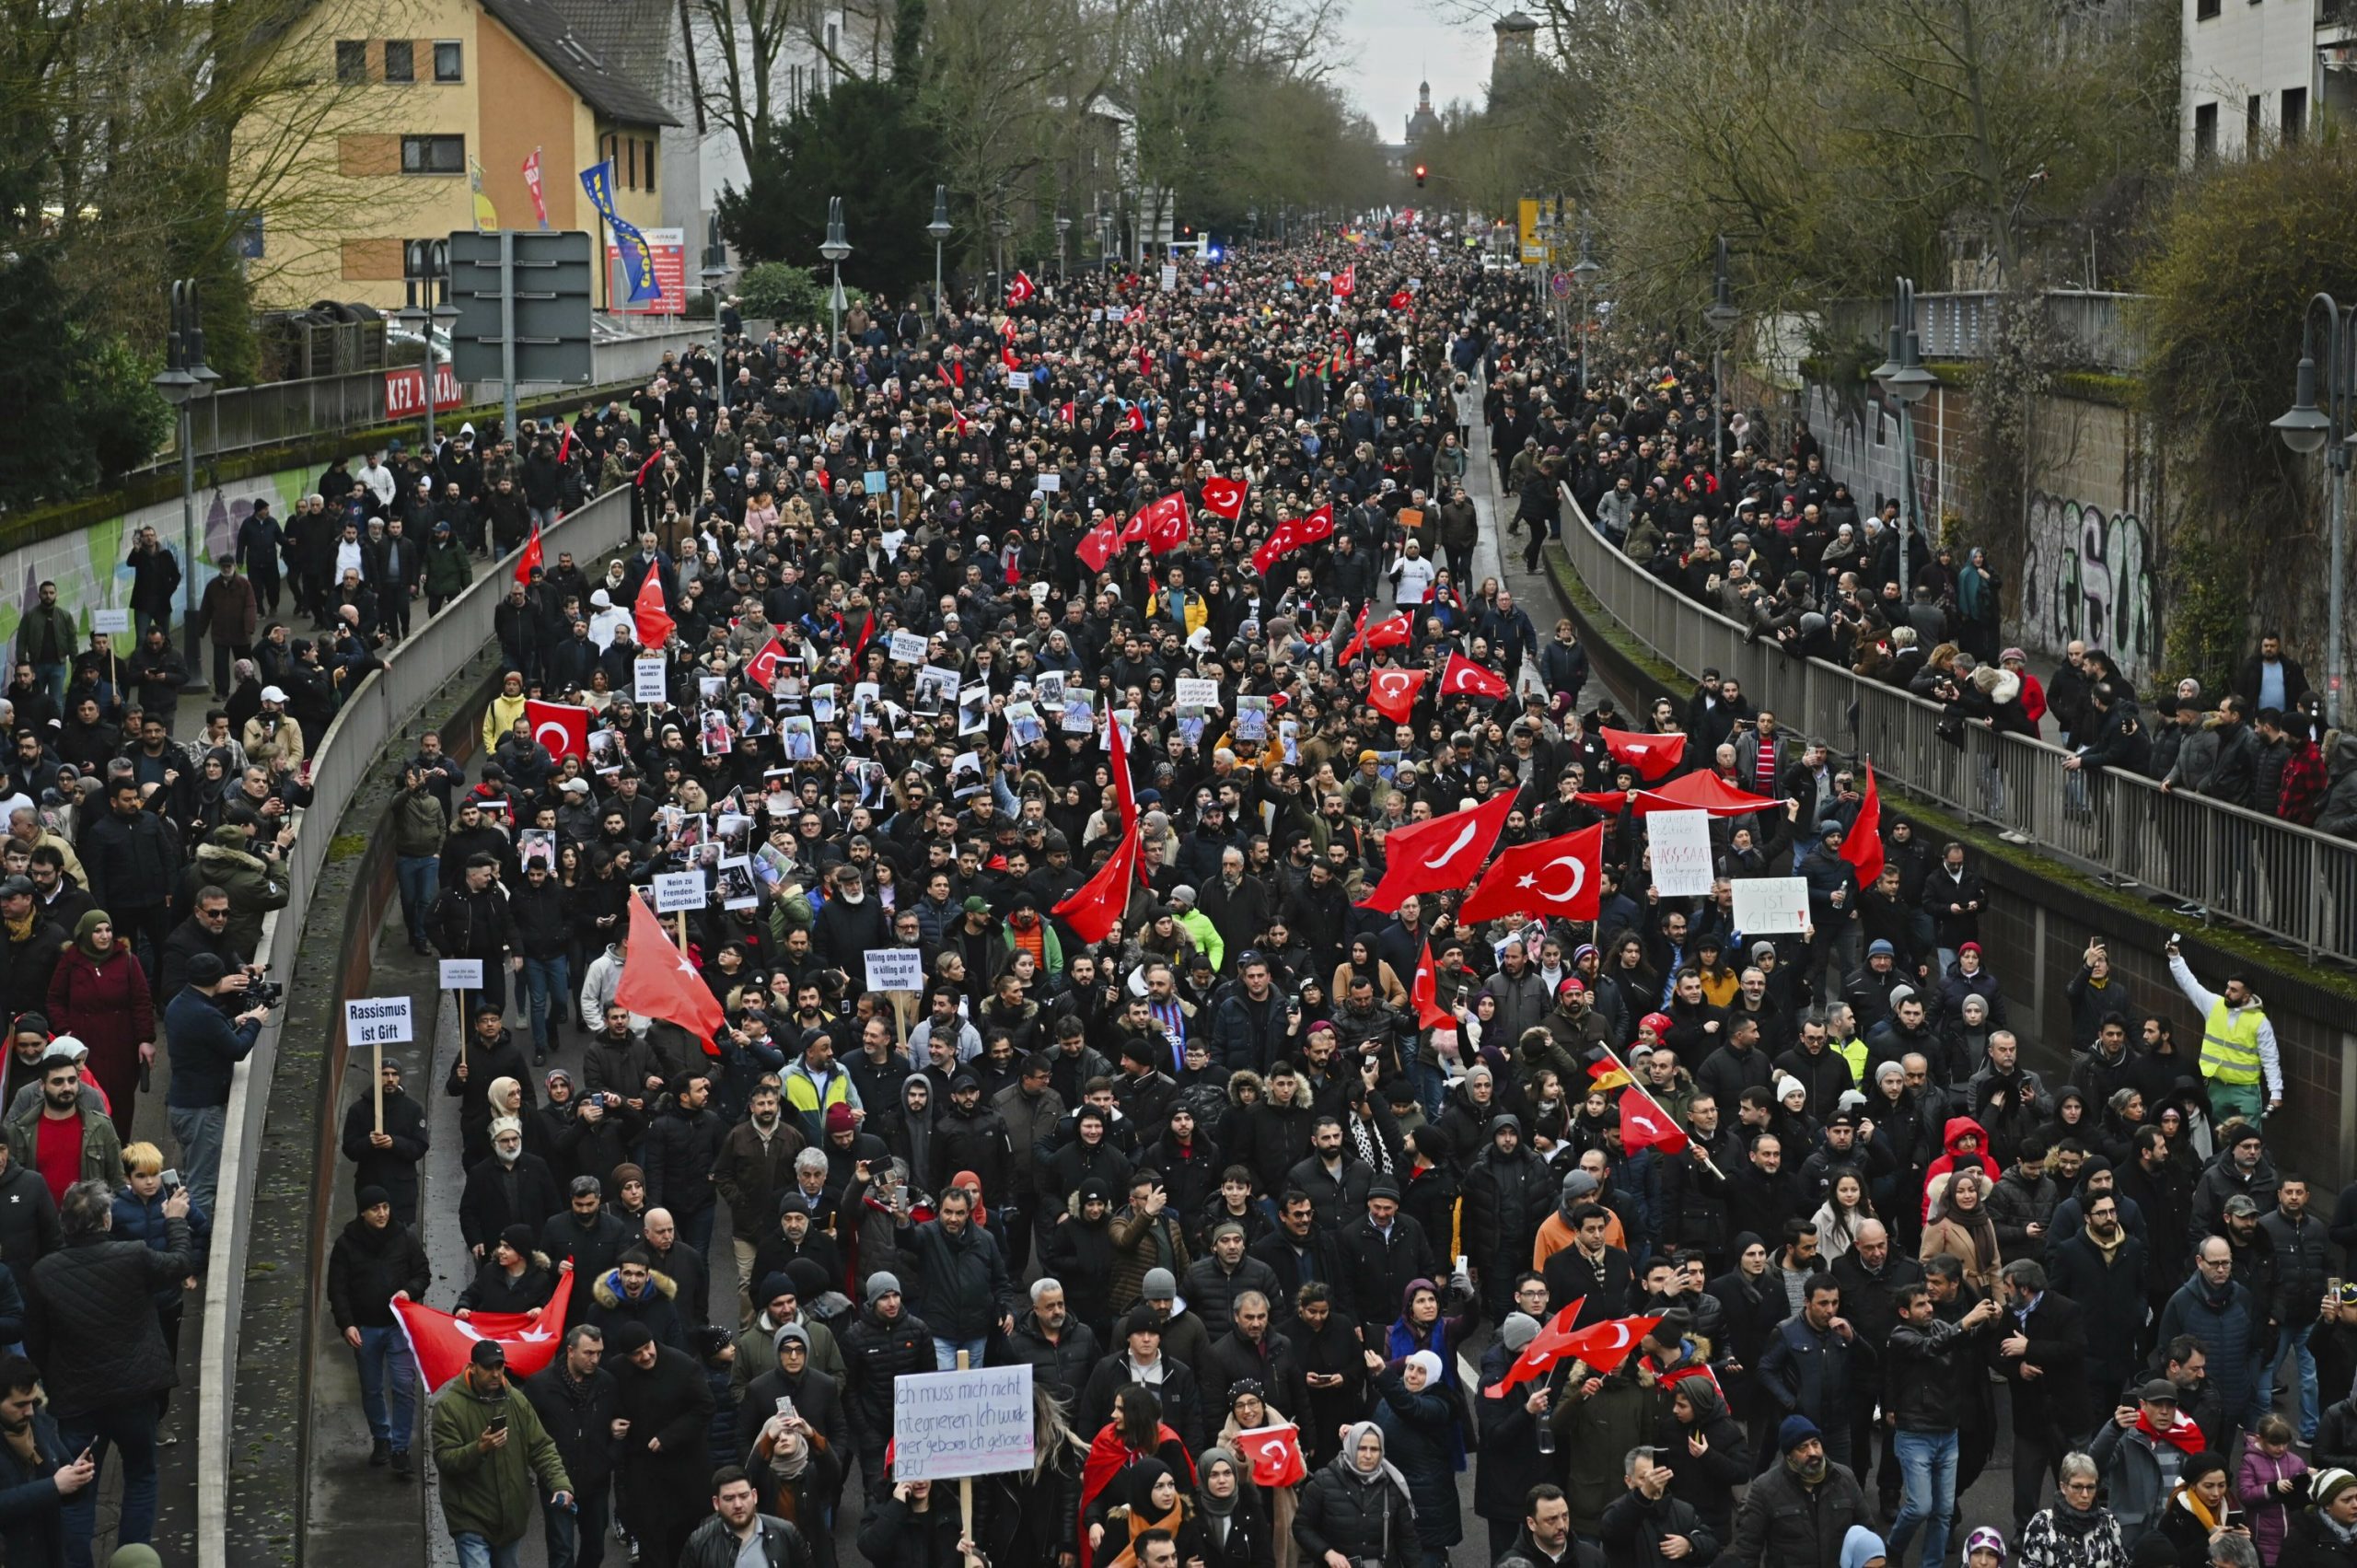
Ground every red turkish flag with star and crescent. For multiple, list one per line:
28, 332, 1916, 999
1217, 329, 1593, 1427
1120, 494, 1186, 547
514, 522, 544, 585
633, 572, 676, 652
1076, 516, 1122, 574
1365, 667, 1427, 724
1144, 494, 1192, 555
1601, 727, 1688, 782
1332, 264, 1355, 296
522, 699, 591, 763
1358, 791, 1518, 912
1237, 1423, 1307, 1488
614, 890, 726, 1053
1841, 763, 1886, 889
745, 637, 790, 691
1054, 826, 1141, 943
1388, 288, 1414, 310
1457, 823, 1604, 923
1409, 939, 1454, 1030
1005, 271, 1035, 306
1619, 1086, 1691, 1155
1441, 653, 1510, 700
1339, 611, 1411, 667
394, 1269, 575, 1391
1200, 475, 1247, 520
1559, 1315, 1666, 1376
1486, 1299, 1588, 1398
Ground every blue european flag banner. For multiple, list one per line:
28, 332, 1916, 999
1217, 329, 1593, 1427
579, 160, 660, 304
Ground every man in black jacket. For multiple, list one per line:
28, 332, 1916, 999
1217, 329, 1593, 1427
990, 1278, 1098, 1404
327, 1185, 432, 1475
1249, 1189, 1343, 1333
1342, 1179, 1440, 1329
540, 1178, 633, 1330
340, 1056, 429, 1225
1992, 1259, 2088, 1533
83, 778, 180, 978
679, 1467, 813, 1568
642, 1071, 725, 1267
607, 1318, 714, 1568
523, 1323, 623, 1568
432, 854, 519, 1014
1884, 1283, 2002, 1568
840, 1272, 933, 1500
27, 1179, 193, 1567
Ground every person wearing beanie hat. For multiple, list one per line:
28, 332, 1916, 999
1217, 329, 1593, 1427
328, 1167, 431, 1472
602, 1308, 712, 1568
2284, 1468, 2357, 1568
1728, 1410, 1873, 1568
456, 1217, 556, 1317
729, 1268, 847, 1396
342, 1050, 427, 1225
839, 1256, 932, 1493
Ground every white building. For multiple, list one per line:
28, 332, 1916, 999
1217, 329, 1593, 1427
2180, 0, 2357, 160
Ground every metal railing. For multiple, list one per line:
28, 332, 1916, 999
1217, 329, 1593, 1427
1560, 488, 2357, 959
1816, 289, 2145, 373
197, 484, 634, 1568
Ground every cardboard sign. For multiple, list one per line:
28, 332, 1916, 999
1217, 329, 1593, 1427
864, 948, 925, 994
343, 997, 413, 1048
1159, 264, 1178, 293
888, 630, 930, 666
90, 608, 133, 636
1731, 875, 1813, 935
1649, 809, 1716, 899
653, 869, 706, 913
437, 958, 484, 992
890, 1364, 1035, 1481
1008, 370, 1032, 393
633, 658, 668, 703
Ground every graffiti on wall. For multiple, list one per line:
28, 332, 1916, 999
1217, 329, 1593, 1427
1803, 380, 1940, 535
2018, 492, 2156, 679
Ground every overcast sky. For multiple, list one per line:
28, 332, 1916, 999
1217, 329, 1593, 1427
1330, 0, 1496, 140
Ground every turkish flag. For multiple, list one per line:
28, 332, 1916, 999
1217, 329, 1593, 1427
1076, 516, 1122, 574
1358, 791, 1517, 912
1366, 667, 1427, 724
1002, 343, 1021, 372
745, 638, 789, 691
1457, 823, 1603, 923
1296, 501, 1335, 546
1120, 495, 1181, 547
394, 1269, 574, 1391
1005, 270, 1035, 306
1619, 1086, 1690, 1155
1558, 1315, 1666, 1376
1250, 516, 1305, 577
1339, 611, 1410, 667
1841, 763, 1886, 888
614, 891, 726, 1053
1440, 653, 1510, 700
514, 522, 544, 586
1124, 404, 1146, 433
1054, 826, 1140, 943
1573, 771, 1784, 818
1409, 939, 1454, 1030
1602, 727, 1688, 782
1388, 288, 1413, 310
1143, 494, 1191, 555
1201, 475, 1247, 520
1486, 1298, 1588, 1397
633, 572, 676, 651
1333, 264, 1355, 296
1108, 711, 1139, 834
522, 699, 591, 762
1237, 1423, 1307, 1488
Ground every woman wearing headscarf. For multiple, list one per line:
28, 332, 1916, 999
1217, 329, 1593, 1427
1370, 1350, 1460, 1568
45, 907, 154, 1140
1096, 1458, 1207, 1568
1293, 1419, 1414, 1568
1651, 1371, 1749, 1539
745, 1395, 844, 1568
1220, 1381, 1299, 1568
1080, 1387, 1199, 1568
1194, 1446, 1274, 1568
1922, 1167, 2004, 1294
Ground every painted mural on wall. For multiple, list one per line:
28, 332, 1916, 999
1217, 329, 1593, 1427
1800, 379, 1945, 541
2, 464, 312, 660
2018, 492, 2157, 679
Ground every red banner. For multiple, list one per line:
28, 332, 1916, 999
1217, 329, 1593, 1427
384, 365, 460, 418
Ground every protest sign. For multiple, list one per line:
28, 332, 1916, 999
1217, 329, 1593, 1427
890, 1364, 1035, 1481
1649, 809, 1715, 898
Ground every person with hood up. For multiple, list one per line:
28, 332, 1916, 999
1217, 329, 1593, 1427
1651, 1365, 1750, 1539
1727, 1416, 1874, 1568
1463, 1112, 1553, 1320
1294, 1417, 1415, 1568
1922, 1117, 2003, 1221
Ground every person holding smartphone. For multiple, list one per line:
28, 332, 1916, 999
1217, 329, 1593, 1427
429, 1339, 575, 1567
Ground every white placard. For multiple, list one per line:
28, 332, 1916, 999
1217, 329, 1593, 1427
1731, 875, 1813, 935
1035, 473, 1061, 493
343, 997, 413, 1048
633, 658, 668, 703
437, 958, 484, 991
864, 948, 925, 993
1159, 263, 1178, 293
890, 1363, 1034, 1481
1649, 809, 1716, 898
888, 630, 929, 665
90, 608, 133, 636
653, 869, 706, 913
1175, 677, 1218, 710
1008, 371, 1031, 393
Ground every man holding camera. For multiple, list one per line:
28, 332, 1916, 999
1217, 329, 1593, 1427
162, 951, 272, 1221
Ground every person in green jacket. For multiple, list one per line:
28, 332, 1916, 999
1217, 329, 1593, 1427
431, 1340, 574, 1564
424, 519, 474, 614
191, 823, 291, 956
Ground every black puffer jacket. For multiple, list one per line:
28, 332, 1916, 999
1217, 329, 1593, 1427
1461, 1132, 1552, 1274
27, 1220, 194, 1420
898, 1216, 1015, 1341
840, 1298, 933, 1446
642, 1100, 726, 1219
326, 1213, 430, 1331
1293, 1445, 1414, 1568
990, 1309, 1100, 1403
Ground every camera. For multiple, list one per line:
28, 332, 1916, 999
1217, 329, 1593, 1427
244, 980, 285, 1010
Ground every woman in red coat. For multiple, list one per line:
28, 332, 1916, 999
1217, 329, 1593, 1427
47, 909, 155, 1140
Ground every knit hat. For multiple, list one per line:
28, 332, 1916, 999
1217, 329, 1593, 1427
1141, 1267, 1178, 1299
772, 1322, 811, 1353
1124, 1305, 1165, 1339
356, 1185, 390, 1211
608, 1321, 654, 1355
1562, 1169, 1599, 1200
1867, 938, 1896, 958
1499, 1312, 1541, 1352
865, 1271, 902, 1302
2317, 1469, 2357, 1512
1779, 1414, 1822, 1452
499, 1223, 535, 1256
825, 1103, 857, 1134
758, 1272, 796, 1307
1775, 1074, 1805, 1102
1368, 1179, 1401, 1202
611, 1162, 644, 1190
785, 1259, 830, 1303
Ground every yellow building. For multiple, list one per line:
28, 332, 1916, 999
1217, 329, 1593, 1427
237, 0, 677, 310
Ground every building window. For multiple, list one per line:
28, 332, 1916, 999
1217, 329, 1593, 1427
336, 40, 368, 81
2194, 101, 2219, 158
625, 138, 637, 189
2284, 87, 2307, 142
384, 39, 413, 81
401, 134, 464, 174
2248, 93, 2264, 145
643, 140, 656, 193
434, 41, 463, 81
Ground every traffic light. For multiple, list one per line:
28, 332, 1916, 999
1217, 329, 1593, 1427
1414, 164, 1427, 187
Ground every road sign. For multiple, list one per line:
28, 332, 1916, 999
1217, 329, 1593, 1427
447, 229, 595, 439
1550, 272, 1572, 299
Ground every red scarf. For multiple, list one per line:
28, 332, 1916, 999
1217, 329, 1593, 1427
1078, 1425, 1194, 1568
2138, 1408, 2207, 1455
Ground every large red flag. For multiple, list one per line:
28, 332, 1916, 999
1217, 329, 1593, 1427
745, 637, 789, 691
633, 572, 676, 651
1573, 771, 1785, 819
523, 698, 591, 762
514, 522, 544, 586
1601, 727, 1688, 782
1408, 939, 1453, 1030
1485, 1299, 1588, 1398
1365, 667, 1427, 724
1075, 516, 1122, 573
1250, 515, 1305, 577
1457, 824, 1604, 923
1618, 1085, 1690, 1155
1358, 792, 1517, 912
1332, 264, 1356, 296
1005, 270, 1035, 306
1236, 1423, 1307, 1488
1339, 611, 1411, 667
614, 890, 726, 1053
1144, 494, 1192, 555
394, 1269, 574, 1390
1054, 827, 1141, 943
1840, 764, 1886, 888
1440, 653, 1510, 700
1200, 475, 1247, 520
1559, 1315, 1666, 1375
1108, 711, 1139, 834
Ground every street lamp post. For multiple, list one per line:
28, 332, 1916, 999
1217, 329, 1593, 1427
2271, 292, 2356, 725
1704, 236, 1740, 505
1055, 212, 1072, 279
926, 186, 953, 319
699, 214, 729, 386
1870, 277, 1940, 600
426, 241, 459, 454
1572, 226, 1601, 398
819, 197, 851, 356
149, 280, 217, 682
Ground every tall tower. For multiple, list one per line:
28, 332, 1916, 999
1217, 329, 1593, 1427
1492, 10, 1539, 79
1404, 78, 1441, 149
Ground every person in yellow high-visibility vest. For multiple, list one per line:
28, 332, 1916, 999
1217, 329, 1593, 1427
2166, 937, 2281, 1125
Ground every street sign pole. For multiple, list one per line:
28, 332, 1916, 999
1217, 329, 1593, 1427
499, 228, 518, 446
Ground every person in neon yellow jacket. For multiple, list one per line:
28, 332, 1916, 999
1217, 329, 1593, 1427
2166, 937, 2281, 1125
